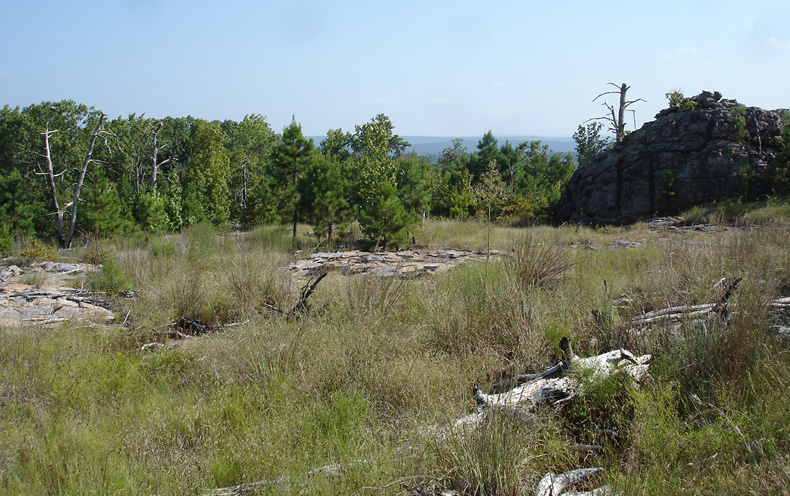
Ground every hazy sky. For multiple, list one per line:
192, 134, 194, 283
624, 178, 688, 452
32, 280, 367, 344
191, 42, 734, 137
2, 0, 788, 138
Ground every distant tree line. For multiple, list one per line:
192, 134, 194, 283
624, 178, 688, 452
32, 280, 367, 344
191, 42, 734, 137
0, 101, 587, 252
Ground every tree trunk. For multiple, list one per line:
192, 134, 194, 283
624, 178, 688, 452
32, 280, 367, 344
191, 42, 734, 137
64, 114, 106, 248
41, 126, 65, 247
616, 83, 627, 142
151, 122, 160, 192
292, 157, 298, 237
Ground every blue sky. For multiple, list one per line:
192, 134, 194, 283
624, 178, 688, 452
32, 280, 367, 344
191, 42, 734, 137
1, 0, 788, 138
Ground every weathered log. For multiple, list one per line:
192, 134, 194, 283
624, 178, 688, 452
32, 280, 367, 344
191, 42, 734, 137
456, 339, 651, 430
206, 461, 353, 496
535, 467, 610, 496
630, 277, 744, 326
407, 467, 613, 496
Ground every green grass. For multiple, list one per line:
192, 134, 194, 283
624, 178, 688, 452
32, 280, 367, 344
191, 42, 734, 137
2, 220, 790, 494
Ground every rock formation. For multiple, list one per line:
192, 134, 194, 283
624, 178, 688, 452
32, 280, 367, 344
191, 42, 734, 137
557, 91, 788, 224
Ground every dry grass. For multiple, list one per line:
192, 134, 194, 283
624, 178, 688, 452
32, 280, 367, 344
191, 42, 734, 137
2, 220, 790, 495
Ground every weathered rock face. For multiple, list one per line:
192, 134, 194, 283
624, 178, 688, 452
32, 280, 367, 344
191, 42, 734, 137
557, 92, 787, 224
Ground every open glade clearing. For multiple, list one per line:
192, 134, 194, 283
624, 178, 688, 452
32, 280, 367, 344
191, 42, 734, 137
1, 216, 790, 495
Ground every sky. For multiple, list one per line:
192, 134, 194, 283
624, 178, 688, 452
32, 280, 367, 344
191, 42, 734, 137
1, 0, 788, 138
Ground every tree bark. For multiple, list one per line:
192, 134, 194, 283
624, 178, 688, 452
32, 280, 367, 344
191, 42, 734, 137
64, 114, 106, 248
41, 126, 65, 247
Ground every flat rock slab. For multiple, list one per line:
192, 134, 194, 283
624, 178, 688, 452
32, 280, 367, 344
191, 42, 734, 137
0, 262, 114, 327
287, 249, 498, 277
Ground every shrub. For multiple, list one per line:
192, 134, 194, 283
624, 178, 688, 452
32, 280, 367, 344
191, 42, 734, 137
20, 236, 57, 261
86, 255, 132, 294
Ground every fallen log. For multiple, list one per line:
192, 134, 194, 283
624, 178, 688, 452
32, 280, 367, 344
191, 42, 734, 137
535, 467, 611, 496
631, 277, 741, 326
456, 338, 651, 429
407, 467, 613, 496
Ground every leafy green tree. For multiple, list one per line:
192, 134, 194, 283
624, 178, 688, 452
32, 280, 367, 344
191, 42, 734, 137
665, 89, 697, 111
573, 121, 609, 167
133, 192, 170, 233
245, 175, 279, 226
349, 114, 407, 201
79, 175, 134, 236
349, 115, 415, 248
224, 114, 276, 220
396, 153, 432, 220
437, 138, 469, 173
297, 153, 348, 247
321, 128, 352, 161
358, 180, 414, 249
0, 169, 44, 241
430, 169, 476, 219
269, 117, 314, 237
185, 119, 231, 225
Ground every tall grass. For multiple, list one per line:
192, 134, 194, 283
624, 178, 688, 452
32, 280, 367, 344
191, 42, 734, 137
2, 220, 790, 494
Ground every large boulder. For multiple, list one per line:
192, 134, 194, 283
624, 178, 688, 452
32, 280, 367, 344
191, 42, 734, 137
556, 91, 787, 224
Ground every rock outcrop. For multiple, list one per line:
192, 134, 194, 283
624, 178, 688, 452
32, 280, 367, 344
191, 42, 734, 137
557, 91, 787, 224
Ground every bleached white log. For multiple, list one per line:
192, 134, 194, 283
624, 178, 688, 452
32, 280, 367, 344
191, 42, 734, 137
455, 342, 650, 431
535, 467, 608, 496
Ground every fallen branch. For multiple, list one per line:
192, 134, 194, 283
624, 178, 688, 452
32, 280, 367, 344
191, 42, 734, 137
631, 277, 742, 326
535, 467, 611, 496
456, 338, 651, 429
264, 272, 327, 319
286, 272, 327, 319
206, 461, 356, 496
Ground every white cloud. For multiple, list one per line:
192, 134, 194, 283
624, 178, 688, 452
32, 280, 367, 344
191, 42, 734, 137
757, 36, 788, 50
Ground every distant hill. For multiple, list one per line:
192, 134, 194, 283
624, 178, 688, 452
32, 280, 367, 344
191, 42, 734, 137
307, 136, 576, 161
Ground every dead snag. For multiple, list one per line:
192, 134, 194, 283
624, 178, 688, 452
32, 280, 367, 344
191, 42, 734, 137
456, 338, 651, 429
285, 272, 327, 319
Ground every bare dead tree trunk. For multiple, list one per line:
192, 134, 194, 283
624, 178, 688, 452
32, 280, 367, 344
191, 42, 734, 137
592, 83, 645, 143
151, 122, 160, 191
150, 121, 171, 193
240, 157, 249, 210
41, 126, 66, 247
64, 114, 106, 248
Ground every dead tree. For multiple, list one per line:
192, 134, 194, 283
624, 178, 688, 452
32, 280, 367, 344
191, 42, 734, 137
150, 121, 172, 192
263, 272, 328, 319
591, 83, 644, 143
37, 114, 107, 248
455, 337, 651, 428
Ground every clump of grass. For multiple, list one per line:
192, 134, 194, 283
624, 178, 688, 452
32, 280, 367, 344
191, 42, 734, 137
81, 240, 110, 265
431, 412, 573, 496
509, 235, 573, 289
20, 270, 47, 286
